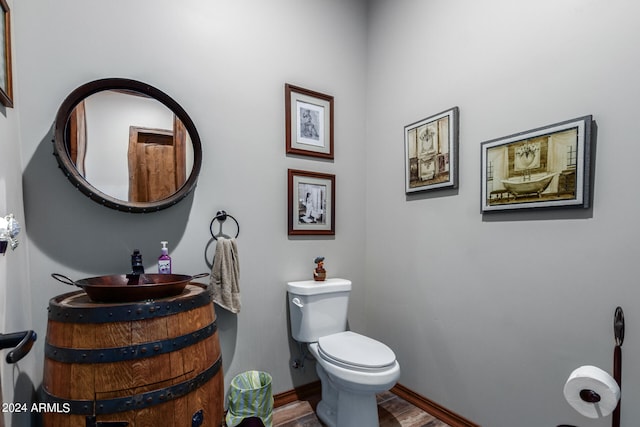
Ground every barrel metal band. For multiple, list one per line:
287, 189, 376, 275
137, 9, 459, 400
45, 321, 216, 363
41, 356, 222, 415
47, 287, 213, 323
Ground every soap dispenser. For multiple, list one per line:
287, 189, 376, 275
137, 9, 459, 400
158, 241, 172, 274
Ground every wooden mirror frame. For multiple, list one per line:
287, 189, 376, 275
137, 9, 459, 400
53, 78, 203, 213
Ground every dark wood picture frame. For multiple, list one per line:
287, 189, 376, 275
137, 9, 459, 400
0, 0, 12, 108
285, 84, 334, 159
480, 115, 593, 212
288, 169, 335, 235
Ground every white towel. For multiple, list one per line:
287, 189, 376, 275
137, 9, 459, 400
210, 237, 241, 313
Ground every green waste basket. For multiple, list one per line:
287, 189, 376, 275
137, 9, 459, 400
226, 370, 273, 427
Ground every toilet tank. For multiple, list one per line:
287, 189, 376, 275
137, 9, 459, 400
287, 278, 352, 343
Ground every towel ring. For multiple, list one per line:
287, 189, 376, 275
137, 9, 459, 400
209, 210, 240, 240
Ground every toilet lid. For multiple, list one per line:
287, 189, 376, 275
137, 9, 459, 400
318, 331, 396, 369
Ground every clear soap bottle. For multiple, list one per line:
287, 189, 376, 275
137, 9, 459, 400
158, 241, 172, 274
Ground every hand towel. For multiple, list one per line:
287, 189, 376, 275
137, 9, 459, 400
210, 237, 241, 313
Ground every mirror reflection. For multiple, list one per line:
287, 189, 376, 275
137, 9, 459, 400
54, 78, 202, 213
66, 90, 194, 202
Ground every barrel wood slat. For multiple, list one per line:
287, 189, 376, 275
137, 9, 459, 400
176, 304, 217, 426
42, 321, 73, 427
167, 300, 217, 426
43, 284, 223, 427
93, 320, 135, 397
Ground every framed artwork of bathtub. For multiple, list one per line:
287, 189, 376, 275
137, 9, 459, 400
405, 107, 459, 193
288, 169, 335, 235
480, 115, 593, 212
285, 83, 334, 159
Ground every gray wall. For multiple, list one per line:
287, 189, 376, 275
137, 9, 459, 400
0, 3, 37, 426
1, 1, 639, 426
365, 1, 640, 426
12, 0, 368, 414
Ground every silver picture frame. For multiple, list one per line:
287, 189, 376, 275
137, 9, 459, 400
404, 107, 459, 193
481, 115, 593, 212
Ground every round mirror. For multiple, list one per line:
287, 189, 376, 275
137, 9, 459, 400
53, 78, 202, 213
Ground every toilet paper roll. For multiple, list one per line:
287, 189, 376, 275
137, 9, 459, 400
563, 365, 620, 419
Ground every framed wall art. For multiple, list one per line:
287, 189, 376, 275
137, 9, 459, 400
405, 107, 459, 193
288, 169, 335, 235
285, 83, 334, 159
0, 0, 12, 108
480, 115, 593, 212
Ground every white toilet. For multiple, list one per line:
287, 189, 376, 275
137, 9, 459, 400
287, 278, 400, 427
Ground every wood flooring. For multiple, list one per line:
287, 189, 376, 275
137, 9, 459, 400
272, 390, 452, 427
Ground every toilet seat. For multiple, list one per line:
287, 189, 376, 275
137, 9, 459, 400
317, 331, 396, 371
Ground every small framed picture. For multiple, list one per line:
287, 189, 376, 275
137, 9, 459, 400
288, 169, 335, 235
0, 0, 12, 108
285, 84, 334, 159
404, 107, 459, 193
481, 115, 593, 212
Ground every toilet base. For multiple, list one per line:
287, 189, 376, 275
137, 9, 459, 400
316, 392, 379, 427
315, 362, 381, 427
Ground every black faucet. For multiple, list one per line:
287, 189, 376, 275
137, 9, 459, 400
126, 249, 145, 285
130, 249, 145, 275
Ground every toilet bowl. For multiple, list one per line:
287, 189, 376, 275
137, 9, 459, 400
309, 332, 400, 427
287, 279, 401, 427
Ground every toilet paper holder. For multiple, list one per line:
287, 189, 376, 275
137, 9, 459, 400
578, 389, 601, 403
560, 306, 624, 427
611, 306, 624, 427
582, 306, 623, 427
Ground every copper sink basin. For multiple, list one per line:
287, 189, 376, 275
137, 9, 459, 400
51, 273, 209, 303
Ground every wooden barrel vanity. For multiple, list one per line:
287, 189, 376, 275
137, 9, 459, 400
42, 284, 223, 427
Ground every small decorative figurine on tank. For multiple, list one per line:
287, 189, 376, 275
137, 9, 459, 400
313, 256, 326, 281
